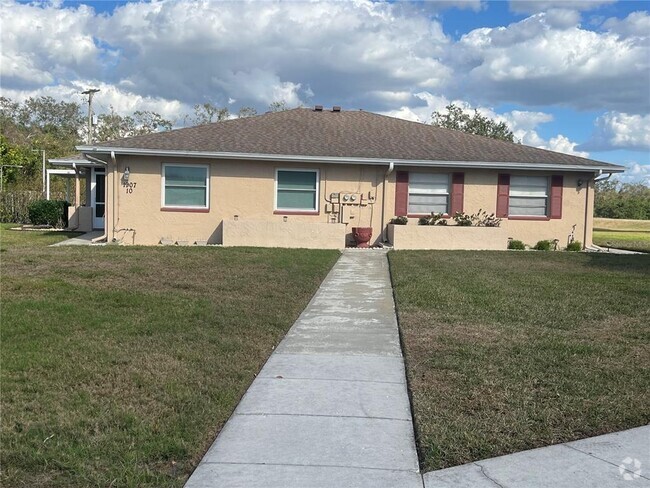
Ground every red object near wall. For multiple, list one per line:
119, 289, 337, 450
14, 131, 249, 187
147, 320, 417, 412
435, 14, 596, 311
496, 173, 510, 218
550, 175, 563, 219
450, 172, 465, 215
394, 171, 409, 216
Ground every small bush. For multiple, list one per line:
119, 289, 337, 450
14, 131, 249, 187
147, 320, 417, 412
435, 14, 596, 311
28, 199, 68, 227
566, 241, 582, 252
473, 209, 502, 227
533, 240, 552, 251
390, 215, 408, 225
508, 239, 526, 250
453, 211, 473, 226
418, 212, 445, 225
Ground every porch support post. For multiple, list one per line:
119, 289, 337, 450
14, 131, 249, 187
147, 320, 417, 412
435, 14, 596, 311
75, 168, 81, 207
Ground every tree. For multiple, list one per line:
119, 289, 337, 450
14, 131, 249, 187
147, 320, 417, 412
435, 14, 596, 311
268, 100, 289, 112
431, 103, 515, 142
95, 108, 172, 142
595, 180, 650, 220
192, 103, 229, 125
237, 106, 258, 118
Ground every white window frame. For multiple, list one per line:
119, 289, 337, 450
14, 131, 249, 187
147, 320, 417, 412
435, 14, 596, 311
407, 172, 451, 215
508, 175, 549, 217
161, 163, 210, 209
274, 168, 320, 213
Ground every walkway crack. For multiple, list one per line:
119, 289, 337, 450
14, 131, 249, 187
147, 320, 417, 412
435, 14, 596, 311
474, 462, 506, 488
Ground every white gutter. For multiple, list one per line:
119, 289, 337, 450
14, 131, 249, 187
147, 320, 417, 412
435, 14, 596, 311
381, 162, 395, 242
77, 146, 625, 173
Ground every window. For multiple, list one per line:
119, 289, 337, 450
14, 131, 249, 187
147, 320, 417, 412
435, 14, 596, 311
275, 169, 319, 212
509, 175, 548, 216
408, 173, 450, 215
162, 164, 209, 208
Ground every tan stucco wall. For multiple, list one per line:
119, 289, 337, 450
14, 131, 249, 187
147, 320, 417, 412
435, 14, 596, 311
109, 156, 386, 246
105, 156, 596, 249
386, 168, 595, 249
388, 224, 509, 250
223, 220, 346, 249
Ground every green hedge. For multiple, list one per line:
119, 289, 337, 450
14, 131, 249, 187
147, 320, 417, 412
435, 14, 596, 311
27, 199, 69, 227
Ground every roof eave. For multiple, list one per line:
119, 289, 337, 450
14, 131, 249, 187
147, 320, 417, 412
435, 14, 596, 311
76, 145, 626, 173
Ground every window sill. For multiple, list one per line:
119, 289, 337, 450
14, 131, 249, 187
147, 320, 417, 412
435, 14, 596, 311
274, 210, 320, 216
161, 207, 210, 213
407, 213, 450, 219
507, 215, 550, 221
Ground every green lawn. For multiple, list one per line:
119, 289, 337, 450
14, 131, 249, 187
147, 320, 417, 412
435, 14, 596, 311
1, 224, 339, 487
593, 230, 650, 253
592, 217, 650, 252
389, 250, 650, 472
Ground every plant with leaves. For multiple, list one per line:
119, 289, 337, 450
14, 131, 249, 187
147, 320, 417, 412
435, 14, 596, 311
390, 216, 408, 225
595, 180, 650, 220
418, 212, 446, 225
96, 108, 172, 142
237, 107, 258, 118
431, 103, 515, 142
453, 211, 474, 226
472, 209, 502, 227
192, 103, 230, 125
268, 100, 289, 112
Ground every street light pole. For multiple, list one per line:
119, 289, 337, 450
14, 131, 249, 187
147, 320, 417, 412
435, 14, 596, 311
81, 88, 100, 144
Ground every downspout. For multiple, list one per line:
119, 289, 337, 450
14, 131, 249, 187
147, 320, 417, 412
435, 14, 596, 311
91, 151, 115, 243
381, 161, 395, 242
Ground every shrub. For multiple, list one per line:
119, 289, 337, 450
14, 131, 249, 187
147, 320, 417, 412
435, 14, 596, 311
508, 239, 526, 250
453, 211, 473, 226
28, 199, 68, 227
418, 212, 445, 225
390, 215, 408, 225
533, 240, 552, 251
566, 241, 582, 252
473, 209, 502, 227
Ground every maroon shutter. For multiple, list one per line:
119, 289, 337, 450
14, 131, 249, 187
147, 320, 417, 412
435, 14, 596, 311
449, 172, 465, 215
496, 174, 510, 218
395, 171, 409, 216
550, 175, 563, 219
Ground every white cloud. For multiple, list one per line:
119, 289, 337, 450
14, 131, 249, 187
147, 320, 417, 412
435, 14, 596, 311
455, 11, 650, 112
544, 135, 590, 157
509, 1, 615, 14
613, 162, 650, 185
1, 81, 190, 125
580, 112, 650, 152
0, 0, 648, 132
603, 10, 650, 39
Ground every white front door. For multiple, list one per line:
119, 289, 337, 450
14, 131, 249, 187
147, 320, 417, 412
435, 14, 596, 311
91, 168, 105, 229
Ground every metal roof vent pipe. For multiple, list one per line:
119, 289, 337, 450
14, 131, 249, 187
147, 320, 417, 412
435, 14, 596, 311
332, 106, 341, 112
314, 105, 323, 111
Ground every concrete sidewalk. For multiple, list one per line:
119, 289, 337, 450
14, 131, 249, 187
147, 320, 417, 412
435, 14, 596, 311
424, 426, 650, 488
185, 250, 422, 488
50, 230, 104, 246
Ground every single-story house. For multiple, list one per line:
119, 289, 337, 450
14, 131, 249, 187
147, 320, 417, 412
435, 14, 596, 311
51, 106, 624, 250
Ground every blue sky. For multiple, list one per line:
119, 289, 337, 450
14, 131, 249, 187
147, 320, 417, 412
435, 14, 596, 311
4, 0, 650, 183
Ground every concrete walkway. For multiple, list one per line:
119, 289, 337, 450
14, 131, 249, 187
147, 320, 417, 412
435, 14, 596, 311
50, 230, 104, 246
185, 250, 422, 488
424, 426, 650, 488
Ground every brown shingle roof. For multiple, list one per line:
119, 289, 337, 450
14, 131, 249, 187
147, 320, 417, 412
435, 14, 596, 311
87, 108, 620, 169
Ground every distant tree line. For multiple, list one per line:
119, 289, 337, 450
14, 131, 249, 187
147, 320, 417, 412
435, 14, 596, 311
595, 180, 650, 220
0, 96, 289, 192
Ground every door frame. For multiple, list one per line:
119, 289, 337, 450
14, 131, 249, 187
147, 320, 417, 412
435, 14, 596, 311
91, 168, 105, 230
